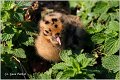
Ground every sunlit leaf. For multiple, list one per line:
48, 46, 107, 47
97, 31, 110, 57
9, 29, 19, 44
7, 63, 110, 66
104, 38, 120, 55
91, 33, 106, 44
13, 48, 26, 58
102, 55, 119, 73
115, 71, 120, 80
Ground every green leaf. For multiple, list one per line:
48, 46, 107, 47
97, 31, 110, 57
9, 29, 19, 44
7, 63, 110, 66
61, 69, 75, 79
102, 55, 119, 73
40, 69, 52, 79
16, 13, 24, 21
16, 1, 32, 7
98, 13, 109, 21
91, 33, 106, 44
56, 71, 63, 79
115, 71, 120, 80
60, 50, 72, 62
104, 37, 120, 55
1, 11, 10, 22
76, 54, 86, 63
108, 21, 119, 32
109, 12, 119, 21
2, 33, 14, 41
71, 57, 80, 72
13, 48, 26, 58
109, 1, 119, 7
87, 24, 104, 34
52, 63, 67, 70
14, 12, 24, 21
69, 1, 78, 8
81, 58, 92, 68
23, 37, 34, 46
2, 40, 13, 54
7, 40, 13, 50
2, 1, 16, 11
104, 25, 118, 38
95, 24, 105, 32
29, 72, 41, 79
76, 54, 96, 68
86, 27, 96, 34
93, 1, 109, 14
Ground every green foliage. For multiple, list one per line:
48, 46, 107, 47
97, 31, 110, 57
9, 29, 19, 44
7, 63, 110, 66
13, 48, 26, 58
102, 55, 119, 73
102, 55, 120, 79
1, 1, 36, 55
104, 37, 120, 56
1, 1, 36, 79
76, 0, 119, 56
30, 50, 96, 79
115, 71, 120, 80
75, 1, 119, 79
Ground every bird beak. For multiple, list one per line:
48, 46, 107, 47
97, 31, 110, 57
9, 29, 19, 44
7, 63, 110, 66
56, 36, 61, 45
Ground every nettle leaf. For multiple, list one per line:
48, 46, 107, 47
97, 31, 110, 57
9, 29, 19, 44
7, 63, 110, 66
40, 69, 52, 79
104, 28, 118, 38
56, 71, 63, 79
2, 1, 16, 11
93, 1, 109, 14
60, 50, 72, 62
2, 33, 14, 41
104, 21, 119, 38
29, 72, 41, 79
115, 71, 120, 80
109, 1, 119, 7
86, 27, 96, 34
86, 73, 95, 79
1, 11, 10, 22
104, 37, 120, 55
81, 58, 92, 68
16, 1, 32, 7
76, 54, 85, 63
98, 13, 109, 21
13, 48, 26, 58
2, 40, 13, 54
95, 24, 105, 32
13, 12, 24, 22
69, 0, 78, 8
87, 24, 104, 34
91, 33, 106, 44
109, 12, 119, 21
7, 40, 13, 49
52, 62, 67, 70
15, 12, 24, 21
61, 69, 75, 79
2, 26, 15, 41
107, 21, 119, 32
30, 69, 52, 79
102, 55, 119, 73
71, 57, 80, 72
23, 37, 34, 46
76, 54, 96, 68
